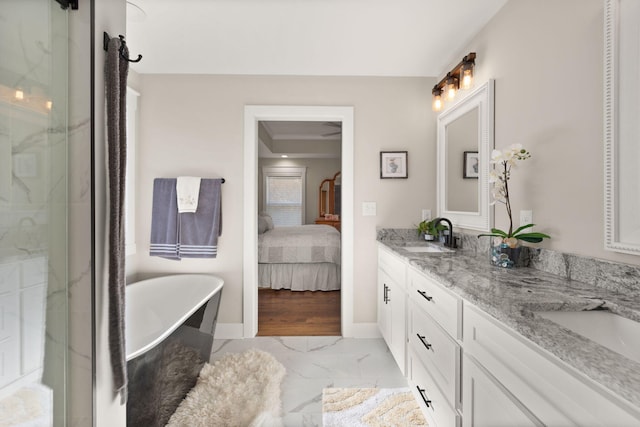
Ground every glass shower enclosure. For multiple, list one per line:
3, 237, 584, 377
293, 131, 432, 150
0, 1, 69, 425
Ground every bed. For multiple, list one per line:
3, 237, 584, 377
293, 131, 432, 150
258, 219, 341, 291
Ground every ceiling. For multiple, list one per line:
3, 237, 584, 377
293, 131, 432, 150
126, 0, 508, 77
258, 121, 342, 159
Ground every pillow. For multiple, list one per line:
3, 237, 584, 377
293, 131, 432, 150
259, 212, 274, 231
258, 216, 269, 234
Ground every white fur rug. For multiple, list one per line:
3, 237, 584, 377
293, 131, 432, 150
323, 388, 427, 427
167, 349, 286, 427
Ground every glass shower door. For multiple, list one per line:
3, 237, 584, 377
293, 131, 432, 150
0, 1, 69, 425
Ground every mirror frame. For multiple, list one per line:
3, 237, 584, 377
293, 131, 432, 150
437, 79, 494, 231
604, 0, 640, 255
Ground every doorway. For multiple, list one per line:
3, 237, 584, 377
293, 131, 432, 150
257, 121, 342, 335
243, 106, 354, 338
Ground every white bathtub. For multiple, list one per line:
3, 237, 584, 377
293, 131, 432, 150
125, 274, 224, 361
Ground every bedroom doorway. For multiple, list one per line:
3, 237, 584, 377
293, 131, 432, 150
257, 122, 342, 336
243, 106, 354, 338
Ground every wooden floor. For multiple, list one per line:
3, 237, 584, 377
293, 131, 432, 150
257, 288, 341, 336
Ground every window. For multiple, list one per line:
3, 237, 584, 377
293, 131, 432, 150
263, 167, 306, 226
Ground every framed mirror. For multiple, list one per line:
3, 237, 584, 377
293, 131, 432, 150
604, 0, 640, 255
437, 79, 494, 231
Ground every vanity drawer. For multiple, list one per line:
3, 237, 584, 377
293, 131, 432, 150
378, 246, 406, 290
408, 346, 460, 427
408, 266, 461, 339
409, 301, 460, 409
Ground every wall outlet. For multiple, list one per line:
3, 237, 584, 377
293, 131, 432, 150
421, 209, 432, 221
520, 210, 533, 230
362, 201, 377, 216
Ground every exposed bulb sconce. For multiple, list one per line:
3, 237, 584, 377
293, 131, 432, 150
432, 87, 443, 111
432, 52, 476, 111
444, 74, 458, 101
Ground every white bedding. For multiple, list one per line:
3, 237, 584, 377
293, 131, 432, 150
258, 225, 340, 265
258, 225, 341, 291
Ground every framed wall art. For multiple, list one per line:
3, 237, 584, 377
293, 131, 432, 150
380, 151, 408, 179
463, 151, 479, 179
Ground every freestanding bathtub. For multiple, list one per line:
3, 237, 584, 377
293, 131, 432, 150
125, 273, 224, 361
125, 274, 224, 427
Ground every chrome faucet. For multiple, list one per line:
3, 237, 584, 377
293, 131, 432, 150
432, 217, 455, 248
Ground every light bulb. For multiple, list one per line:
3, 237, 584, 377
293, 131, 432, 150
46, 100, 53, 110
444, 77, 457, 100
15, 89, 24, 100
461, 70, 472, 89
432, 94, 443, 111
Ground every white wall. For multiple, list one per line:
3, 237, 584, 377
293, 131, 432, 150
258, 157, 342, 224
446, 0, 640, 266
131, 75, 437, 325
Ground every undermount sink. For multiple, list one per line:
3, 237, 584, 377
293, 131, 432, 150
403, 245, 453, 253
535, 310, 640, 364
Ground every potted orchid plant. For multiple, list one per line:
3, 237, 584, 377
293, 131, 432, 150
478, 144, 550, 267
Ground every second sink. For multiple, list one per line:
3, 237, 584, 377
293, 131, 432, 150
535, 310, 640, 364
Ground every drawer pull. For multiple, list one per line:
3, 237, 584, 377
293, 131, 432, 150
384, 284, 390, 304
416, 334, 433, 350
416, 386, 432, 408
417, 289, 433, 302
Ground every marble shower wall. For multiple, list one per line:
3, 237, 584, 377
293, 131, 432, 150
0, 2, 93, 425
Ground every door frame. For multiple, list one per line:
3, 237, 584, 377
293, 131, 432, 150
243, 105, 354, 337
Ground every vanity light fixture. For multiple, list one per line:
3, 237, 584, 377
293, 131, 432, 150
432, 87, 443, 111
432, 52, 476, 111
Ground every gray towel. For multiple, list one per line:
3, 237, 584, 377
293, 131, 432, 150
178, 178, 223, 258
150, 178, 180, 260
105, 36, 128, 403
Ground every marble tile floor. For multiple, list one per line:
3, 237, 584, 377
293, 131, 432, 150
210, 336, 408, 427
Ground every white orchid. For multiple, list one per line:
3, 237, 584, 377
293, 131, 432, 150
479, 144, 550, 244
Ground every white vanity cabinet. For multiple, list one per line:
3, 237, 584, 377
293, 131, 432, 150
377, 246, 407, 375
463, 303, 640, 427
407, 266, 462, 427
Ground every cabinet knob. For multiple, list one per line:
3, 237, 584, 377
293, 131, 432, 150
417, 289, 433, 302
416, 386, 432, 408
417, 334, 433, 350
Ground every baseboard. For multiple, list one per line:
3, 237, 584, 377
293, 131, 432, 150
215, 322, 380, 339
215, 323, 243, 339
350, 322, 382, 338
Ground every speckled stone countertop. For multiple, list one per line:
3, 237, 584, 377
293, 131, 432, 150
377, 232, 640, 410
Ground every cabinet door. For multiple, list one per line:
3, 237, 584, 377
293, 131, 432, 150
378, 268, 406, 374
463, 355, 543, 427
377, 268, 392, 344
387, 279, 406, 374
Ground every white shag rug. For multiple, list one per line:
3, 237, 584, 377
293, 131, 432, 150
322, 388, 428, 427
167, 349, 286, 427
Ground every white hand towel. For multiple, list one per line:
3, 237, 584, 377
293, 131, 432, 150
176, 176, 202, 213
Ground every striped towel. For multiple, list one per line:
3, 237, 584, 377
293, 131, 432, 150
150, 178, 180, 259
178, 178, 222, 258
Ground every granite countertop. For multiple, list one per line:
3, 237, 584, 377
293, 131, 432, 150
378, 238, 640, 410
